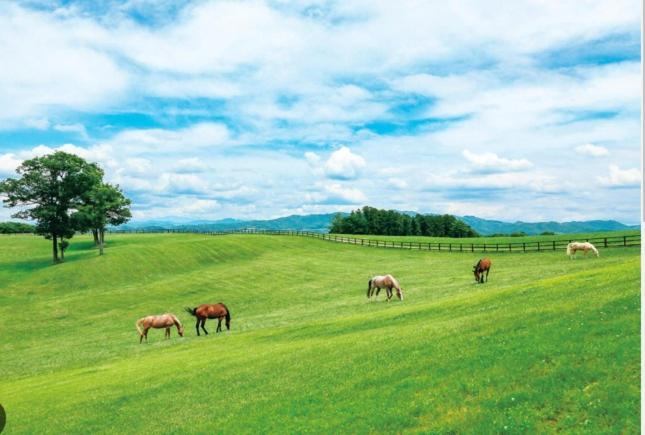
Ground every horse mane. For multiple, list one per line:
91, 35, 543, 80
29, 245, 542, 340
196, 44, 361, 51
170, 314, 183, 328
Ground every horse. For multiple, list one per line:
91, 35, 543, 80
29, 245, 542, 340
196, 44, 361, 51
135, 313, 184, 344
566, 242, 599, 259
473, 258, 491, 283
367, 275, 404, 301
185, 303, 231, 336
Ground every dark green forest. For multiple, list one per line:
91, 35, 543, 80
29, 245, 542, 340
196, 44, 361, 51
329, 206, 479, 237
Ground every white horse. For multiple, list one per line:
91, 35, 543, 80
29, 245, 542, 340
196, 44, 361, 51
566, 242, 599, 259
367, 274, 404, 301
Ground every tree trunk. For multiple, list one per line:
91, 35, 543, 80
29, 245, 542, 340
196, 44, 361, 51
60, 241, 65, 261
99, 228, 105, 255
92, 229, 99, 246
52, 233, 59, 263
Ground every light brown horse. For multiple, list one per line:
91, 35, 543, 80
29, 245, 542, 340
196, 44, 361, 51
473, 258, 492, 283
135, 313, 184, 344
185, 303, 231, 336
367, 275, 404, 301
566, 242, 599, 259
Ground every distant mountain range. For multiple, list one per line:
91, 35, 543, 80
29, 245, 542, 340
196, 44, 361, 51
118, 213, 639, 235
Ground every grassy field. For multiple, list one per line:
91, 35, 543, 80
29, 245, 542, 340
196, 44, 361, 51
0, 233, 640, 433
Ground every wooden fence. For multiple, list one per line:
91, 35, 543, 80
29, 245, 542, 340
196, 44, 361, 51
107, 228, 641, 253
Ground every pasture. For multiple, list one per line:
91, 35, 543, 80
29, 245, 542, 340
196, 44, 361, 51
0, 232, 640, 433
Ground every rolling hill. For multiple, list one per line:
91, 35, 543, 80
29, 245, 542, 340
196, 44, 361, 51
0, 232, 639, 433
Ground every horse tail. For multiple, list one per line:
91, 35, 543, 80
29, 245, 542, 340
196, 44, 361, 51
367, 279, 372, 298
184, 307, 197, 317
220, 303, 231, 330
135, 318, 145, 336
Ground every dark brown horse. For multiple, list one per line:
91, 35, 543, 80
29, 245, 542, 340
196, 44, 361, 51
473, 258, 492, 283
185, 303, 231, 336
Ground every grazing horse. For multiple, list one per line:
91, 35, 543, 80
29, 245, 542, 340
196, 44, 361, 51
185, 303, 231, 336
135, 313, 184, 344
566, 242, 599, 259
473, 258, 492, 283
367, 275, 404, 301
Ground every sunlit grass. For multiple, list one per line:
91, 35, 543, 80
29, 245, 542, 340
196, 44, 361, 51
0, 233, 639, 433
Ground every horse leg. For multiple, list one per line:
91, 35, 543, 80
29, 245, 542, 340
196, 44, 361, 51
144, 327, 149, 342
201, 319, 208, 335
195, 318, 201, 336
165, 327, 170, 339
217, 318, 222, 333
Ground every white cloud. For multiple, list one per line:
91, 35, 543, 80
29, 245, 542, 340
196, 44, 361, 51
575, 143, 609, 157
387, 178, 408, 189
24, 118, 49, 130
53, 123, 88, 139
108, 122, 231, 153
0, 153, 22, 176
462, 150, 532, 172
598, 165, 641, 187
305, 182, 367, 205
324, 146, 366, 180
173, 157, 209, 173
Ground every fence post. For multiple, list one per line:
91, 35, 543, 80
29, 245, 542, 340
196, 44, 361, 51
449, 243, 452, 252
552, 241, 555, 251
471, 243, 474, 252
496, 243, 499, 252
523, 243, 526, 252
537, 242, 540, 252
604, 237, 608, 248
438, 243, 441, 251
624, 236, 627, 246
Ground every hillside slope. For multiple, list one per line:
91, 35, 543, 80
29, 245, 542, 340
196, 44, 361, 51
0, 234, 639, 433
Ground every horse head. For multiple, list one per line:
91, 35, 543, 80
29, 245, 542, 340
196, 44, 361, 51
397, 288, 404, 301
473, 267, 480, 282
178, 324, 185, 337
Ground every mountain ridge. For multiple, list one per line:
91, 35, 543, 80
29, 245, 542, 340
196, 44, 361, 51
119, 213, 639, 235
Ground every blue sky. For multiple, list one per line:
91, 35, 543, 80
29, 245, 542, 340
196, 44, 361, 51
0, 0, 641, 223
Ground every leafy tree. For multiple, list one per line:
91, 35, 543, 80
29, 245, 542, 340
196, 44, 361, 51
73, 183, 131, 255
0, 151, 103, 263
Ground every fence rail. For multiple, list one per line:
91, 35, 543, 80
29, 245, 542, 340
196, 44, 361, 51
106, 228, 641, 253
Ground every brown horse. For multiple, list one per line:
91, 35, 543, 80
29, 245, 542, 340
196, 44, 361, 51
367, 275, 404, 301
473, 258, 492, 283
185, 303, 231, 336
135, 313, 184, 344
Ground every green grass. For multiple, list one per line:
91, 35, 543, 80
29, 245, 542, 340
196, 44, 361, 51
0, 233, 640, 433
330, 229, 640, 245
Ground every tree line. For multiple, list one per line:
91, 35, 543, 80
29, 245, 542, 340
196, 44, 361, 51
0, 151, 131, 263
0, 221, 35, 233
329, 206, 479, 238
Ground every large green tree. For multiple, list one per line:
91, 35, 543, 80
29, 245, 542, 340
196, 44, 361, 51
0, 151, 103, 263
73, 183, 131, 255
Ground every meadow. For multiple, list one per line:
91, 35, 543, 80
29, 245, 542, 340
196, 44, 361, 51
0, 232, 640, 433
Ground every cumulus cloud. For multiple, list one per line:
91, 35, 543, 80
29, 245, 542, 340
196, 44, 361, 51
305, 182, 367, 205
0, 153, 22, 176
575, 143, 609, 157
598, 165, 641, 187
462, 150, 532, 172
324, 147, 366, 180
